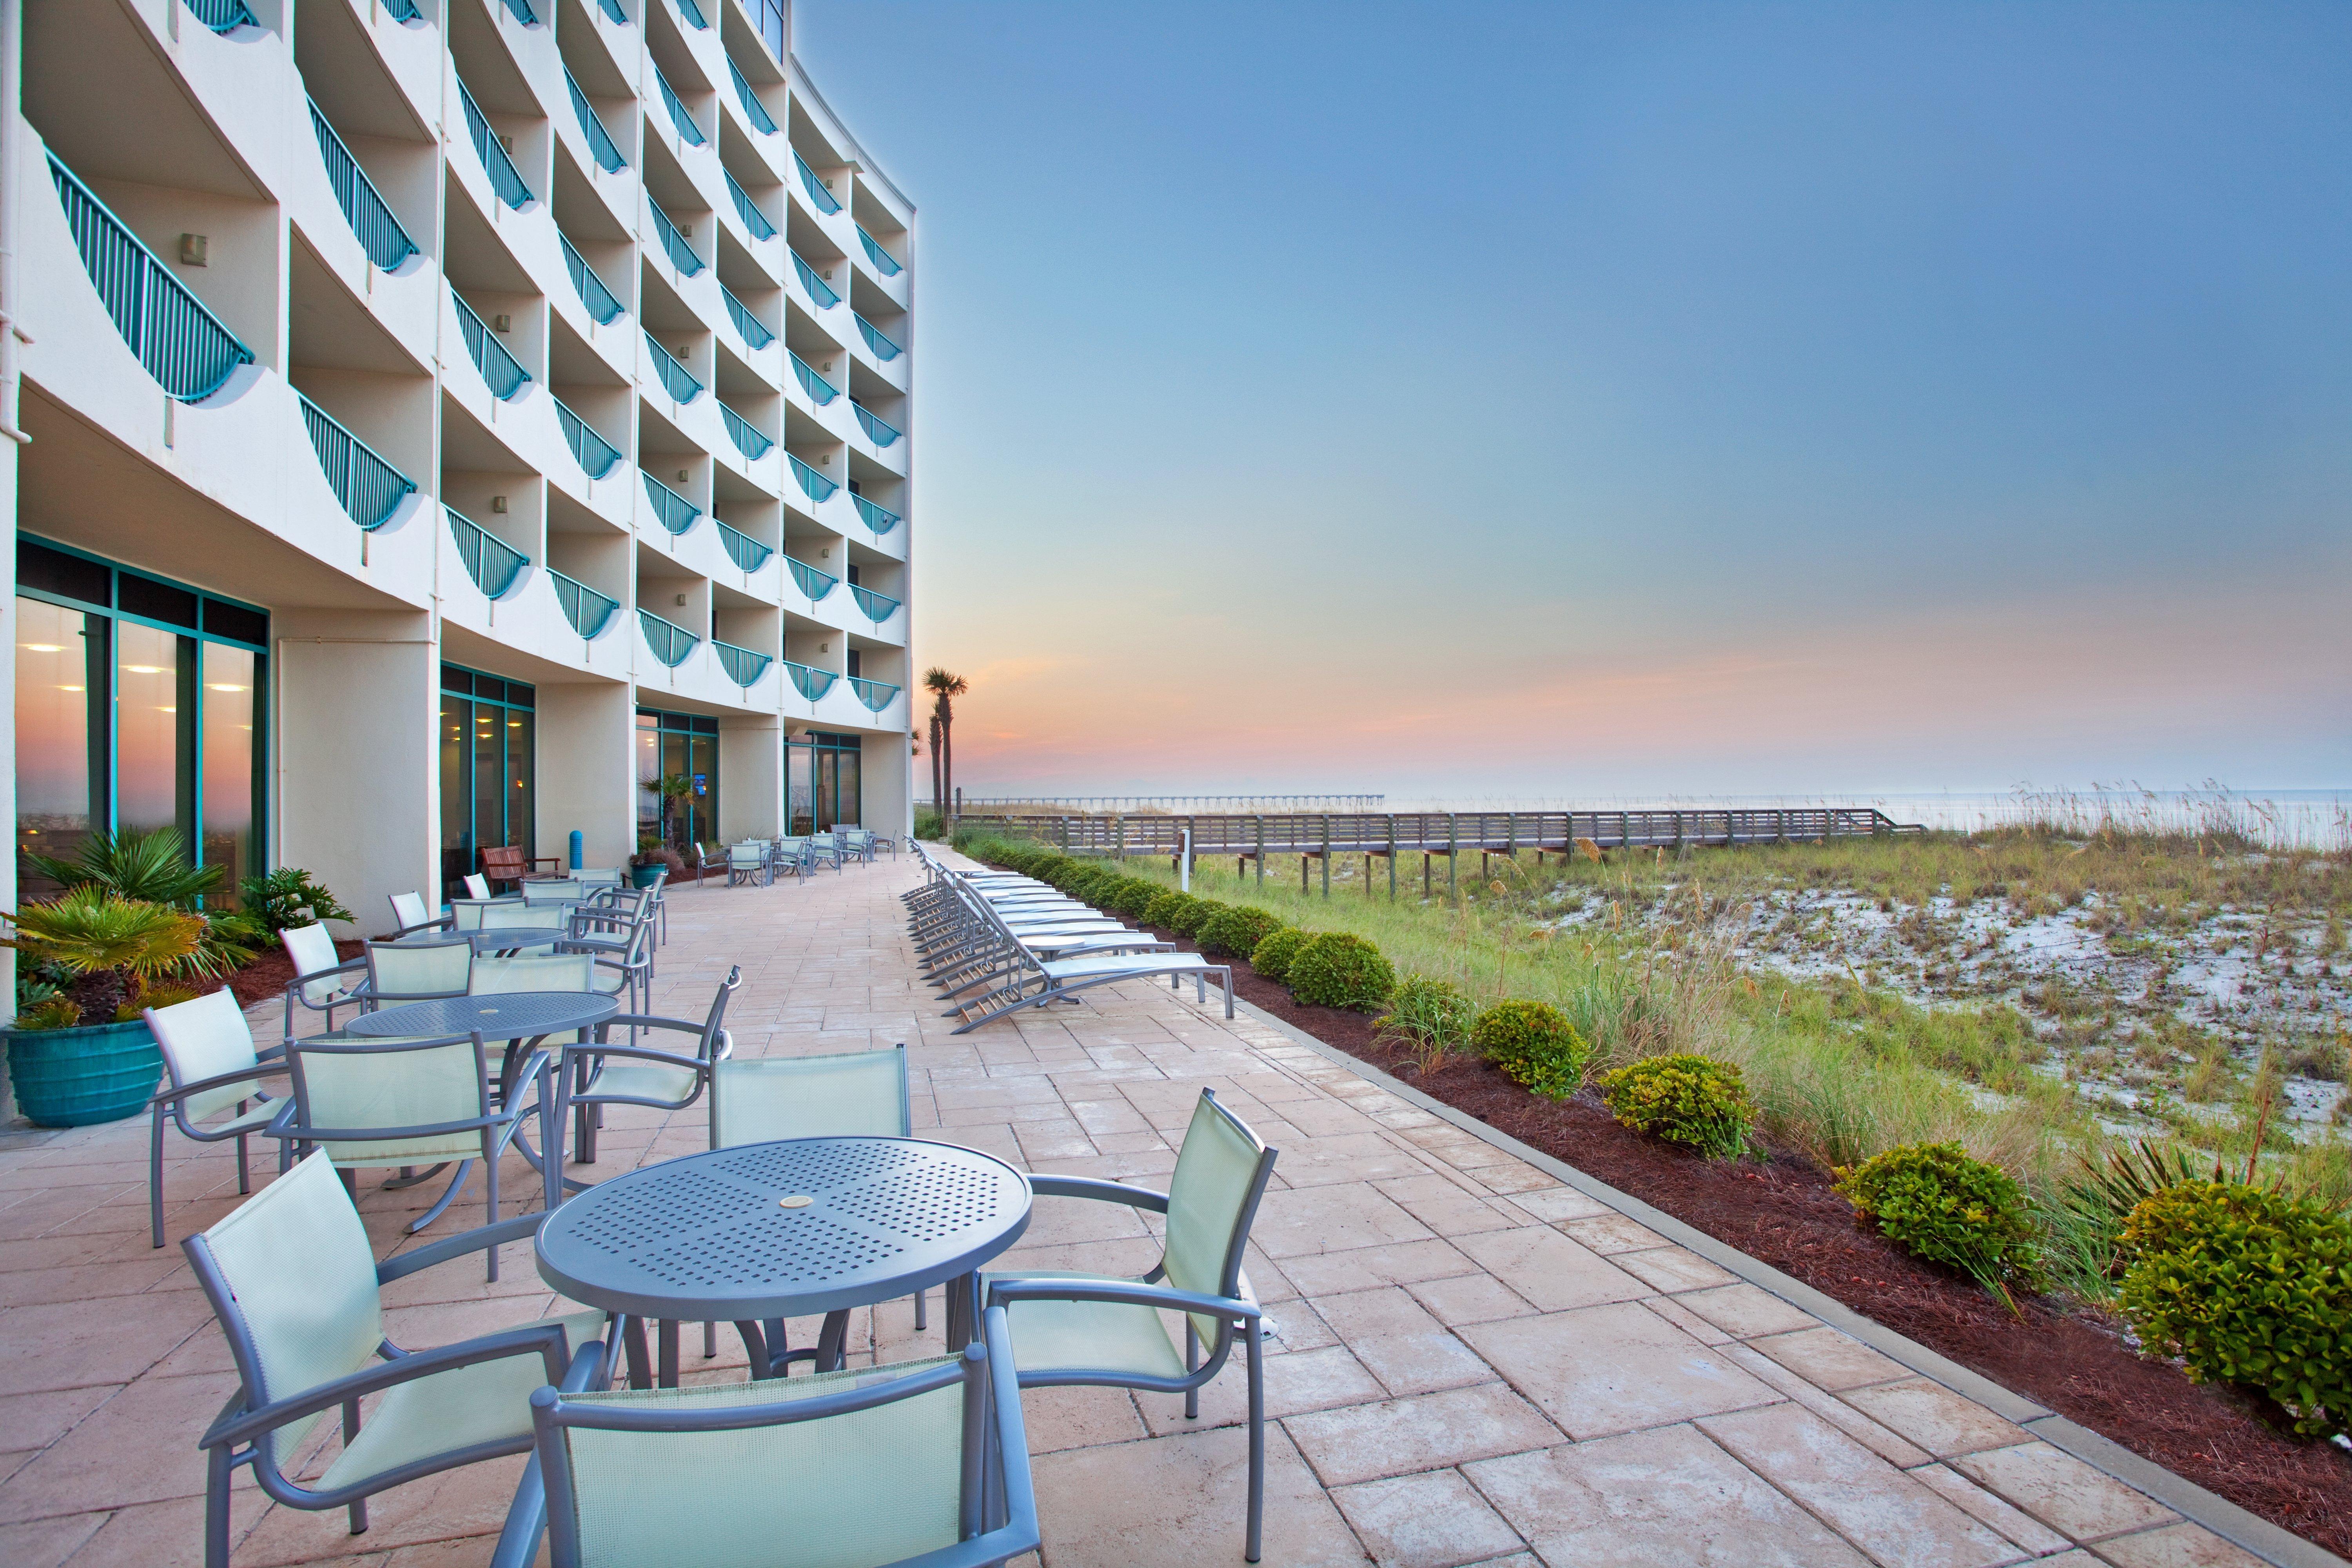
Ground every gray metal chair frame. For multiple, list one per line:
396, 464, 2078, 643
388, 890, 453, 939
146, 994, 294, 1249
725, 842, 772, 888
941, 884, 1234, 1034
550, 968, 738, 1168
351, 935, 475, 1011
566, 888, 658, 991
281, 927, 368, 1040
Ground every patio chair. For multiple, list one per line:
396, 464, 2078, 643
942, 889, 1234, 1034
353, 935, 473, 1012
482, 844, 562, 890
500, 1305, 1036, 1568
463, 873, 492, 900
725, 842, 771, 888
524, 878, 588, 907
470, 900, 564, 953
987, 1088, 1278, 1561
184, 1151, 613, 1568
568, 887, 657, 982
280, 923, 365, 1038
769, 836, 819, 883
809, 831, 846, 871
839, 827, 877, 864
576, 867, 624, 890
146, 989, 293, 1249
388, 891, 451, 939
550, 969, 737, 1168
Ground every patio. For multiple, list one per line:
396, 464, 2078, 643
0, 853, 2291, 1568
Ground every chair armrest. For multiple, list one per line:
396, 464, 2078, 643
561, 1042, 708, 1073
986, 1276, 1258, 1322
1028, 1176, 1171, 1212
486, 1336, 613, 1568
589, 1013, 708, 1041
149, 1059, 292, 1110
198, 1322, 569, 1450
377, 1211, 548, 1281
392, 917, 455, 938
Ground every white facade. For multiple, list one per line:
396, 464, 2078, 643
0, 0, 916, 931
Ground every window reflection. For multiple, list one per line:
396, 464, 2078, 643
16, 599, 96, 887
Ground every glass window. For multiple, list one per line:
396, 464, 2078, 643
116, 622, 192, 838
437, 666, 537, 885
637, 712, 661, 839
16, 598, 98, 887
441, 695, 470, 886
835, 744, 860, 827
787, 740, 812, 835
200, 644, 258, 895
506, 707, 535, 868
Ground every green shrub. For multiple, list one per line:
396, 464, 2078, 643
1169, 898, 1229, 939
1063, 864, 1118, 902
1836, 1143, 2042, 1296
1599, 1054, 1755, 1159
913, 809, 945, 840
1198, 905, 1285, 960
1100, 878, 1161, 918
1289, 933, 1396, 1010
237, 867, 355, 933
1471, 1000, 1590, 1099
1249, 927, 1312, 983
1376, 976, 1476, 1072
1142, 891, 1203, 931
2118, 1181, 2352, 1438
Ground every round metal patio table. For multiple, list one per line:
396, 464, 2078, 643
535, 1136, 1034, 1388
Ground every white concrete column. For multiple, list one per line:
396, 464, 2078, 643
536, 680, 636, 870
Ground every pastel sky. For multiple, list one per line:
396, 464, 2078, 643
798, 1, 2352, 800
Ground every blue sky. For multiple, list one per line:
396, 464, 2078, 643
798, 1, 2352, 798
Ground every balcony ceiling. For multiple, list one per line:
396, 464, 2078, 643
25, 0, 263, 198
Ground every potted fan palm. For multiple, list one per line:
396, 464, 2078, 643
3, 888, 206, 1126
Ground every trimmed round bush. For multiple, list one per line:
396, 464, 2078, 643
1099, 878, 1161, 918
1142, 891, 1203, 931
1063, 865, 1118, 902
1470, 1000, 1589, 1099
1167, 898, 1228, 939
1835, 1143, 2041, 1291
1198, 905, 1285, 960
1249, 927, 1312, 983
2119, 1181, 2352, 1438
1288, 933, 1396, 1011
1598, 1054, 1754, 1159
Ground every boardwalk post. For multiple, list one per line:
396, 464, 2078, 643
1256, 815, 1265, 884
1321, 815, 1332, 898
1448, 813, 1458, 905
1114, 814, 1125, 862
1388, 817, 1397, 901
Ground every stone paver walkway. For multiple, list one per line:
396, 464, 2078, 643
0, 857, 2289, 1566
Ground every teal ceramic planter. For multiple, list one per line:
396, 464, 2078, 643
630, 863, 664, 888
6, 1017, 163, 1127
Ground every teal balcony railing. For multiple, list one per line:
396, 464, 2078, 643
855, 314, 902, 361
310, 102, 418, 269
457, 81, 533, 209
595, 0, 626, 21
647, 197, 704, 276
785, 555, 838, 601
849, 583, 900, 623
793, 151, 842, 214
549, 568, 619, 638
447, 507, 528, 599
641, 471, 701, 534
728, 60, 779, 134
674, 0, 708, 28
790, 250, 839, 309
857, 225, 904, 277
561, 236, 625, 325
639, 610, 700, 667
499, 0, 537, 24
642, 332, 704, 403
184, 0, 257, 33
848, 676, 899, 713
454, 292, 531, 400
784, 659, 837, 702
788, 454, 837, 504
383, 0, 422, 19
566, 71, 627, 173
720, 403, 774, 460
555, 397, 623, 478
851, 493, 901, 535
716, 520, 773, 572
48, 154, 254, 402
790, 352, 838, 405
721, 286, 774, 350
713, 640, 772, 687
853, 402, 900, 448
298, 393, 416, 531
654, 67, 706, 148
725, 172, 776, 241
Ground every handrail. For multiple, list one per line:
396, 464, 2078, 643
47, 153, 255, 402
847, 676, 900, 713
855, 314, 902, 360
712, 640, 773, 687
646, 196, 704, 275
548, 569, 619, 638
183, 0, 257, 32
722, 286, 775, 349
720, 403, 774, 459
499, 0, 537, 24
309, 101, 419, 269
554, 398, 623, 478
298, 393, 416, 531
561, 236, 625, 325
788, 454, 838, 503
789, 352, 838, 405
793, 151, 842, 214
785, 555, 838, 601
566, 71, 627, 173
639, 609, 701, 667
383, 0, 422, 18
653, 67, 706, 148
853, 402, 900, 447
453, 292, 531, 400
641, 331, 704, 402
457, 80, 533, 209
724, 172, 776, 241
674, 0, 708, 28
727, 60, 779, 134
851, 494, 900, 535
857, 225, 904, 276
784, 660, 837, 701
641, 471, 701, 534
715, 520, 773, 572
447, 507, 528, 600
849, 583, 900, 623
790, 250, 839, 309
595, 0, 626, 21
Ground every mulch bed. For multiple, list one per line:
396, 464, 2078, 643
1123, 916, 2352, 1556
193, 937, 367, 1013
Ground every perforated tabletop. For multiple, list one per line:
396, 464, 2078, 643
344, 992, 617, 1040
534, 1138, 1034, 1320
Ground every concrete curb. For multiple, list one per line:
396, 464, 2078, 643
1228, 995, 2347, 1568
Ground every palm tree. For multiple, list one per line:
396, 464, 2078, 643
927, 714, 944, 818
922, 668, 969, 817
4, 887, 206, 1027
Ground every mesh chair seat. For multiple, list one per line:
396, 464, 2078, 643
580, 1059, 699, 1105
203, 1099, 286, 1137
981, 1270, 1189, 1379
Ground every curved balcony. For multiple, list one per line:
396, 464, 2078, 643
725, 172, 776, 241
722, 285, 774, 350
384, 0, 422, 18
793, 151, 841, 215
856, 225, 904, 277
310, 102, 419, 270
562, 236, 626, 325
855, 314, 902, 361
851, 494, 900, 537
716, 520, 772, 572
785, 555, 838, 601
790, 250, 839, 309
448, 506, 527, 599
654, 67, 706, 148
49, 153, 254, 402
641, 471, 701, 534
720, 402, 773, 459
595, 0, 626, 20
784, 659, 837, 701
566, 72, 627, 174
848, 583, 900, 624
852, 402, 900, 448
640, 609, 700, 666
790, 352, 838, 405
184, 0, 257, 33
458, 81, 534, 209
713, 640, 772, 688
455, 292, 531, 399
550, 568, 619, 637
298, 394, 416, 531
673, 0, 709, 28
847, 675, 900, 713
728, 60, 778, 134
647, 197, 704, 276
555, 397, 623, 478
643, 332, 704, 402
788, 454, 837, 504
499, 0, 538, 23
